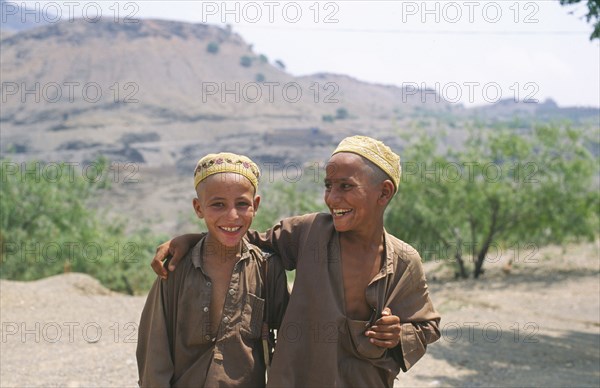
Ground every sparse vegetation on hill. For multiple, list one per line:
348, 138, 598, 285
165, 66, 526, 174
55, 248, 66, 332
240, 55, 253, 67
335, 107, 349, 119
275, 59, 286, 70
206, 41, 219, 54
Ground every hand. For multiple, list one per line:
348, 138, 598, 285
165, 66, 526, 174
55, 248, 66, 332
364, 307, 401, 348
151, 235, 200, 279
151, 240, 176, 280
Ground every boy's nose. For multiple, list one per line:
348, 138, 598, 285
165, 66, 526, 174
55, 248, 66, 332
226, 207, 239, 220
326, 188, 342, 205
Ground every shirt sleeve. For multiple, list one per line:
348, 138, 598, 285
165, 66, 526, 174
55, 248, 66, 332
246, 214, 316, 270
386, 248, 441, 372
136, 277, 174, 387
264, 253, 290, 331
392, 319, 441, 371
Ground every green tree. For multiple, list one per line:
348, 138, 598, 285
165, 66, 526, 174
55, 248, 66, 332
386, 124, 599, 278
0, 158, 163, 294
240, 55, 253, 68
335, 108, 349, 120
206, 42, 219, 54
560, 0, 600, 40
253, 180, 323, 231
275, 60, 286, 70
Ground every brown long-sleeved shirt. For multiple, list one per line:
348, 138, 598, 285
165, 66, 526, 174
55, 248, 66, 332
136, 238, 289, 387
247, 213, 441, 388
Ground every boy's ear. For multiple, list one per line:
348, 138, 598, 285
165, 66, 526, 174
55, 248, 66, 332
378, 180, 394, 205
253, 195, 261, 213
192, 197, 204, 219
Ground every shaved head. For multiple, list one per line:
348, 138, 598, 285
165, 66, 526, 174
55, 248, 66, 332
361, 157, 394, 189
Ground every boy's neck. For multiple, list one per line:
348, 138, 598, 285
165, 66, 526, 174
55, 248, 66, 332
340, 222, 385, 251
203, 233, 243, 262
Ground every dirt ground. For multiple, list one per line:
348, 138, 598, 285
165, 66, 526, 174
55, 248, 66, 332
1, 241, 598, 387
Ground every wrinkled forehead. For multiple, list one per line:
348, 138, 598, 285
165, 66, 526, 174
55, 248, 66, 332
325, 152, 369, 177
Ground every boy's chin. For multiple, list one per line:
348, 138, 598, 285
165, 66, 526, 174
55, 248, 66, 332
215, 237, 242, 246
216, 234, 247, 248
332, 219, 351, 232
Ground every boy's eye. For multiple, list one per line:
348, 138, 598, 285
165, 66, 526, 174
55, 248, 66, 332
211, 203, 224, 208
236, 202, 250, 207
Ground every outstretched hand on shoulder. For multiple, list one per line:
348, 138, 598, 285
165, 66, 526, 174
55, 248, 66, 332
151, 235, 199, 279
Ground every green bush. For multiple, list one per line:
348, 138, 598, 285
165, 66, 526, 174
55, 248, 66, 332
386, 124, 599, 278
206, 42, 219, 54
240, 55, 253, 68
253, 181, 323, 232
275, 60, 285, 70
335, 108, 349, 120
0, 158, 164, 294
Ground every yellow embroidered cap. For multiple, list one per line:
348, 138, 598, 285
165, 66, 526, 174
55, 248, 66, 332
332, 135, 401, 193
194, 152, 260, 191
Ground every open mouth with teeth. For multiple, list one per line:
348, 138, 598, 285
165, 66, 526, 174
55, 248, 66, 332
332, 208, 353, 217
219, 226, 242, 233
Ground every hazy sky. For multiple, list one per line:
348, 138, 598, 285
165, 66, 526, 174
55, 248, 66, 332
19, 0, 600, 107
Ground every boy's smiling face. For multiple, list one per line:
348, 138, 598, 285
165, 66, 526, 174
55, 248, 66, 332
324, 152, 387, 234
193, 173, 260, 249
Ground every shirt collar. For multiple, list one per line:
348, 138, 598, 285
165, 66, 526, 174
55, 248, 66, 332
383, 229, 395, 274
368, 230, 395, 284
191, 236, 252, 273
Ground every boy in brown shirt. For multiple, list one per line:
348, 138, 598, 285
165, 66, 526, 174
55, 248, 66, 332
137, 153, 288, 387
152, 137, 440, 387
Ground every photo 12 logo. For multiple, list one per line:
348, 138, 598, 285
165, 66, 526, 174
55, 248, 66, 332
441, 321, 539, 344
200, 1, 340, 24
2, 321, 138, 344
1, 1, 140, 24
400, 1, 540, 24
402, 81, 540, 104
1, 241, 141, 265
1, 82, 139, 104
1, 161, 139, 184
201, 81, 339, 104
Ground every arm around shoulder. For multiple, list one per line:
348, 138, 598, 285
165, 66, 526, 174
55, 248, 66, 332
246, 213, 318, 270
151, 233, 204, 278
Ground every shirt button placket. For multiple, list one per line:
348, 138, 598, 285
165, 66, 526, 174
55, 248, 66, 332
204, 279, 212, 341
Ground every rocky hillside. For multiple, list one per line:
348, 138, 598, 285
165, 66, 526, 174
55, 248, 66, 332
1, 9, 596, 174
1, 16, 453, 167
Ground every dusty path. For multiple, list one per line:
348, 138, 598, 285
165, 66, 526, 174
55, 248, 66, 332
1, 242, 598, 387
